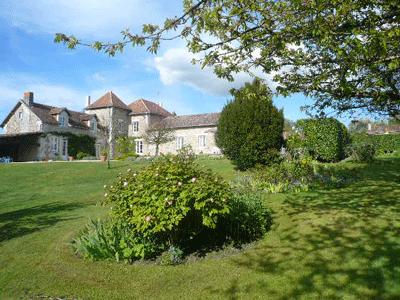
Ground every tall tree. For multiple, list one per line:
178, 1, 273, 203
142, 123, 175, 156
216, 79, 284, 170
55, 0, 400, 118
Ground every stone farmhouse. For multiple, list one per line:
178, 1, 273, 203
0, 91, 221, 161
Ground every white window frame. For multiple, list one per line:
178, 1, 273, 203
135, 140, 143, 154
198, 135, 206, 148
59, 115, 67, 128
176, 136, 184, 150
52, 137, 59, 153
90, 119, 97, 131
132, 121, 139, 132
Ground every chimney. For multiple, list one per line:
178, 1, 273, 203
158, 101, 163, 107
23, 91, 34, 106
87, 95, 91, 107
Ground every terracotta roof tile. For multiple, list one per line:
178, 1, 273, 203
86, 91, 130, 111
128, 99, 172, 117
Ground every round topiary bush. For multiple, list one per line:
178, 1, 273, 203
216, 79, 284, 170
295, 118, 349, 162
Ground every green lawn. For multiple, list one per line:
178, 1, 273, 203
0, 157, 399, 299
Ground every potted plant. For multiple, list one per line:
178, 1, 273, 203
100, 148, 108, 162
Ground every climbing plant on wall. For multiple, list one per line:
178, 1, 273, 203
44, 132, 96, 157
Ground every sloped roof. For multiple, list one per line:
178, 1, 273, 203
1, 101, 96, 129
86, 91, 130, 111
32, 103, 96, 129
160, 112, 220, 129
49, 107, 69, 115
128, 99, 172, 117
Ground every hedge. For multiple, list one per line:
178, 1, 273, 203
351, 133, 400, 154
296, 118, 349, 162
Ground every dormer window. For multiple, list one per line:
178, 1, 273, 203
132, 121, 139, 132
59, 114, 68, 128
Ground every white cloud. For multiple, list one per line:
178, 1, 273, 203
0, 0, 181, 39
0, 73, 87, 123
153, 48, 276, 96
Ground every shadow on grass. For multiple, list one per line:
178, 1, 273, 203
210, 157, 400, 299
0, 202, 86, 243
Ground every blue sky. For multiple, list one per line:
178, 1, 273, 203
0, 0, 337, 133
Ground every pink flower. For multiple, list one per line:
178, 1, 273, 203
191, 177, 197, 183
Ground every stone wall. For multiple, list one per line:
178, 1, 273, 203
128, 114, 164, 137
3, 102, 42, 134
85, 107, 130, 158
146, 126, 221, 156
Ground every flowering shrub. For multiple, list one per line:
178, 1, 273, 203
74, 148, 273, 263
232, 158, 315, 194
103, 147, 231, 248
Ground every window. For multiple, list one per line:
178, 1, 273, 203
132, 121, 139, 132
118, 119, 124, 132
198, 135, 206, 147
135, 140, 143, 154
59, 115, 67, 128
90, 119, 96, 131
62, 138, 68, 156
18, 111, 23, 119
176, 136, 184, 150
52, 137, 59, 153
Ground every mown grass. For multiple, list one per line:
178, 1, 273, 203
0, 157, 399, 299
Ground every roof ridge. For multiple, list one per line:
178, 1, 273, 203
174, 112, 220, 118
32, 102, 55, 109
140, 99, 150, 113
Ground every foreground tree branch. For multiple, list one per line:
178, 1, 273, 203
55, 0, 400, 118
